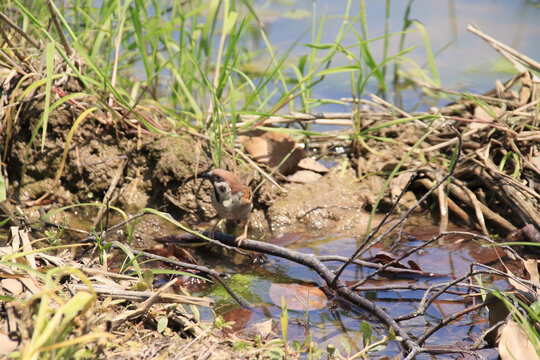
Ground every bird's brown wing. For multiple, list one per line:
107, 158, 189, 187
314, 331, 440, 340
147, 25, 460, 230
241, 185, 252, 204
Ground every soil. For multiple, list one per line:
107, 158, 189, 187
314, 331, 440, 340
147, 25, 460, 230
3, 96, 409, 241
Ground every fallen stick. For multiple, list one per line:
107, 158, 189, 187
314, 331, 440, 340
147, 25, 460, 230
71, 283, 213, 307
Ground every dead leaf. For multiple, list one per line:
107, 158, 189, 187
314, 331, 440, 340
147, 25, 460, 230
520, 71, 532, 105
407, 260, 421, 271
222, 308, 253, 334
390, 172, 415, 200
507, 260, 540, 303
1, 278, 23, 295
366, 252, 425, 272
507, 270, 530, 293
0, 333, 18, 356
269, 283, 327, 311
297, 157, 328, 173
523, 224, 540, 243
471, 106, 504, 131
484, 293, 509, 346
498, 319, 540, 360
524, 260, 540, 286
267, 233, 306, 247
246, 319, 273, 339
287, 170, 322, 183
367, 252, 397, 265
531, 152, 540, 172
18, 276, 40, 294
144, 244, 196, 264
239, 130, 304, 175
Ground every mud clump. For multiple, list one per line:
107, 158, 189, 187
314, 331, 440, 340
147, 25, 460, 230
268, 168, 385, 236
147, 136, 215, 222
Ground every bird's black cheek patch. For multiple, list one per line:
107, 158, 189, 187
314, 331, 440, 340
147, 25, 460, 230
213, 188, 221, 202
218, 185, 226, 193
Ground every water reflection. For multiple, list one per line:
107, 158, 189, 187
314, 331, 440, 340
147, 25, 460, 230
198, 225, 511, 356
252, 0, 540, 110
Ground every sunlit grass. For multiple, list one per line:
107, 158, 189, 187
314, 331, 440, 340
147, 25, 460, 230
1, 0, 433, 172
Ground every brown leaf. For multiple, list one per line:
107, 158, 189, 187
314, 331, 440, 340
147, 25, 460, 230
498, 319, 540, 360
507, 260, 540, 303
1, 278, 23, 295
0, 333, 18, 356
269, 283, 327, 311
507, 269, 530, 294
484, 293, 509, 346
390, 172, 415, 200
17, 276, 40, 294
523, 224, 540, 243
524, 259, 540, 286
407, 260, 422, 271
287, 170, 323, 184
471, 105, 503, 131
367, 252, 400, 266
222, 308, 253, 334
531, 152, 540, 172
144, 244, 196, 264
267, 233, 307, 247
297, 157, 328, 173
520, 71, 532, 105
367, 252, 424, 271
239, 130, 304, 175
246, 319, 273, 339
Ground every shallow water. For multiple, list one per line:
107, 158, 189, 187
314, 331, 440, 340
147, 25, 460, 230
252, 0, 540, 112
195, 222, 512, 357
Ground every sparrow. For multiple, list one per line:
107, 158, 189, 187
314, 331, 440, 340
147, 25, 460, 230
201, 169, 253, 246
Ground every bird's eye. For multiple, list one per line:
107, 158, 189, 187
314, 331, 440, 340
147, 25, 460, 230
218, 185, 226, 193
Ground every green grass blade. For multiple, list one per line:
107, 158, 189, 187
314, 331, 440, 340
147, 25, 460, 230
414, 20, 440, 86
40, 41, 55, 151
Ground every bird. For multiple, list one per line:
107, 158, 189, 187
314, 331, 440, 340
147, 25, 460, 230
201, 169, 253, 246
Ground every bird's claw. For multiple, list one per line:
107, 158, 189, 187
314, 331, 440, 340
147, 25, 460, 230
235, 234, 247, 247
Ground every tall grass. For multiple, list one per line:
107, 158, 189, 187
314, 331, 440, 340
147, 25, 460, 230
0, 0, 432, 170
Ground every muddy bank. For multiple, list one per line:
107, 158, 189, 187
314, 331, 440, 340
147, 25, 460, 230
3, 91, 409, 241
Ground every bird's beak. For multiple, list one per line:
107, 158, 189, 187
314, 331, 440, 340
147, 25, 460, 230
201, 171, 212, 179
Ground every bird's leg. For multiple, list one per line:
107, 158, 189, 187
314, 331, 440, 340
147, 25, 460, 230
209, 218, 223, 239
235, 220, 249, 246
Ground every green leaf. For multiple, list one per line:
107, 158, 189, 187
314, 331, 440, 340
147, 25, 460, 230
360, 320, 372, 347
157, 317, 168, 333
414, 20, 440, 86
263, 348, 285, 360
281, 295, 288, 343
339, 337, 352, 355
59, 291, 95, 329
327, 344, 337, 357
223, 11, 238, 36
530, 301, 540, 317
316, 64, 360, 76
282, 9, 311, 20
388, 327, 397, 341
142, 269, 154, 287
41, 41, 56, 151
298, 54, 308, 74
110, 241, 142, 280
304, 43, 334, 50
0, 169, 6, 203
